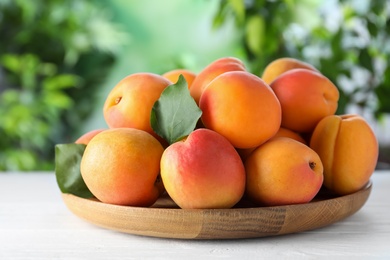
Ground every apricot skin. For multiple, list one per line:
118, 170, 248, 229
162, 69, 196, 88
237, 127, 306, 162
75, 129, 105, 145
190, 57, 246, 104
200, 71, 281, 149
160, 128, 246, 209
261, 57, 318, 85
270, 68, 339, 133
272, 127, 306, 144
245, 137, 324, 206
310, 114, 378, 195
103, 73, 172, 138
80, 128, 164, 206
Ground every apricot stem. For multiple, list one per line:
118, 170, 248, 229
309, 161, 316, 170
115, 96, 122, 104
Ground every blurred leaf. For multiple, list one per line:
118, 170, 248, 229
386, 19, 390, 35
42, 90, 74, 109
366, 19, 378, 36
0, 89, 20, 104
343, 5, 355, 20
55, 143, 93, 198
1, 149, 38, 171
0, 0, 126, 171
212, 8, 227, 29
375, 66, 390, 114
151, 75, 202, 144
358, 48, 373, 72
1, 54, 21, 73
245, 16, 265, 55
312, 26, 331, 40
228, 0, 245, 25
43, 74, 81, 90
38, 62, 57, 76
86, 17, 130, 55
2, 105, 31, 134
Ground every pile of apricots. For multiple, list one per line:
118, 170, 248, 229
76, 57, 379, 209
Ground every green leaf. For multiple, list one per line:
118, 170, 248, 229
212, 0, 230, 29
150, 75, 202, 144
228, 0, 245, 25
245, 15, 265, 55
358, 48, 373, 72
42, 90, 74, 109
1, 54, 21, 74
43, 74, 81, 91
55, 143, 93, 198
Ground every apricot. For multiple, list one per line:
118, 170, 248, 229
162, 69, 196, 88
190, 57, 246, 104
237, 127, 306, 162
261, 57, 318, 84
273, 127, 306, 144
80, 128, 164, 206
75, 129, 105, 145
310, 114, 378, 195
103, 73, 172, 138
270, 68, 339, 133
245, 137, 324, 206
200, 70, 281, 149
160, 128, 246, 209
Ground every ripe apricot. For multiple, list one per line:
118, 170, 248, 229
103, 73, 172, 138
162, 69, 196, 88
75, 129, 105, 145
272, 127, 306, 144
200, 71, 281, 149
237, 127, 307, 162
245, 137, 323, 206
261, 57, 318, 84
160, 128, 245, 209
80, 128, 164, 206
270, 68, 339, 133
310, 114, 378, 195
190, 57, 246, 104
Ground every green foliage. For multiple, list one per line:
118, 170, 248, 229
213, 0, 298, 73
151, 75, 202, 144
213, 0, 390, 118
0, 54, 79, 170
55, 143, 93, 198
0, 0, 127, 171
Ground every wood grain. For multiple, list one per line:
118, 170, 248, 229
61, 181, 372, 239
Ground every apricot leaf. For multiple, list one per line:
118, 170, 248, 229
55, 143, 93, 198
151, 74, 202, 144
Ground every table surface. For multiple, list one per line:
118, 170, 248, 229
1, 171, 389, 259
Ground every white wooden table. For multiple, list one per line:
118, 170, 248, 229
0, 171, 389, 259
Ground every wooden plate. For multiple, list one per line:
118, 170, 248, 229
61, 181, 372, 239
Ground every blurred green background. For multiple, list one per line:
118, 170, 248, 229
1, 0, 389, 172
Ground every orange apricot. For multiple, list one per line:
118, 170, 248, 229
272, 127, 306, 144
310, 114, 378, 195
200, 71, 281, 149
270, 68, 339, 133
103, 73, 171, 138
262, 57, 318, 85
80, 128, 164, 206
238, 127, 307, 162
190, 57, 246, 104
245, 137, 323, 206
160, 128, 245, 209
75, 129, 105, 145
162, 69, 196, 88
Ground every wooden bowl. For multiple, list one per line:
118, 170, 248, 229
61, 181, 372, 239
